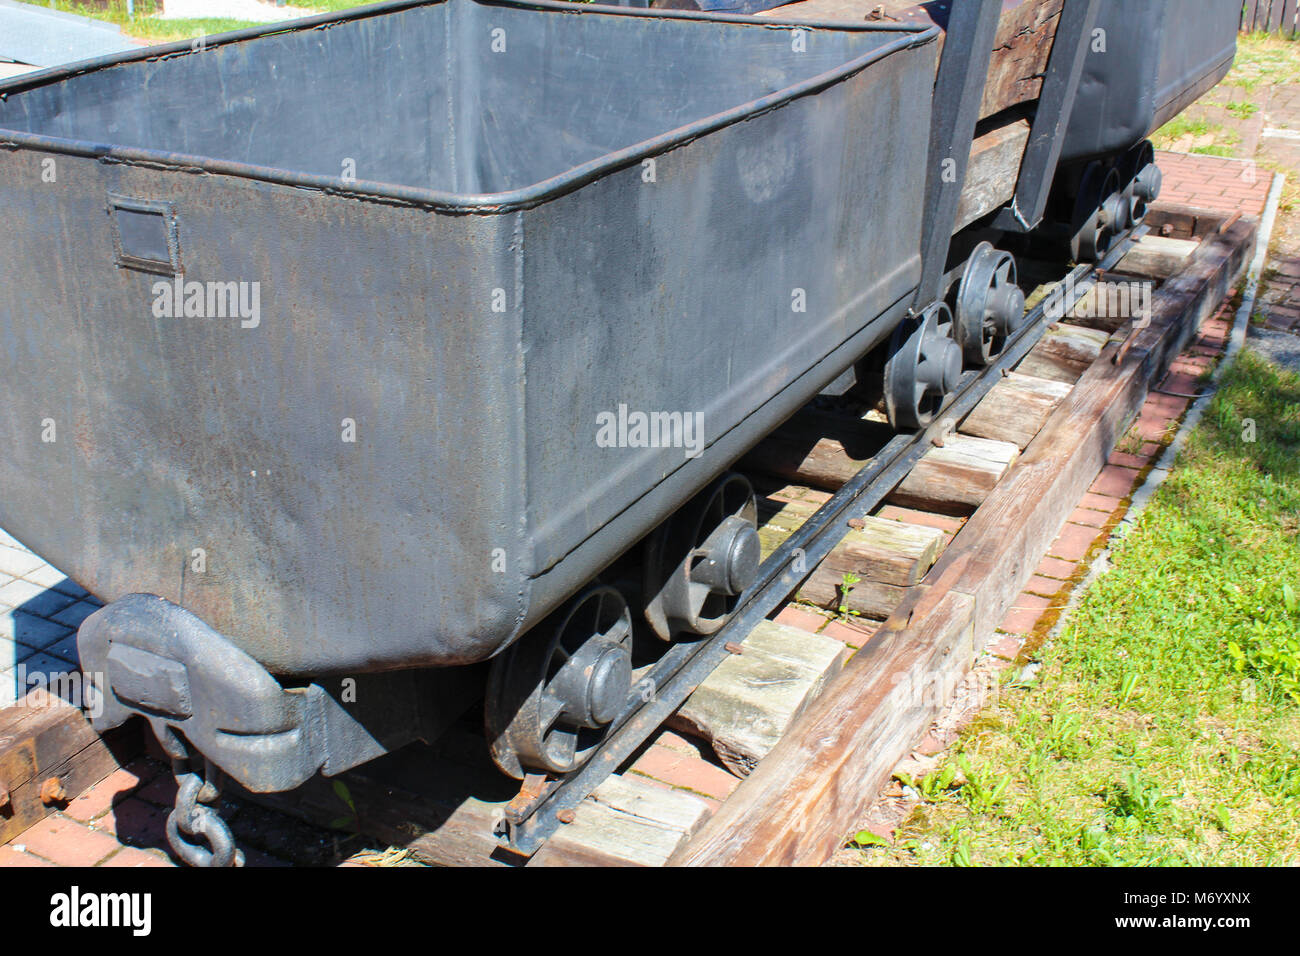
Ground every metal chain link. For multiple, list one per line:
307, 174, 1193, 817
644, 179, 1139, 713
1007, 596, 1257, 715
165, 752, 244, 867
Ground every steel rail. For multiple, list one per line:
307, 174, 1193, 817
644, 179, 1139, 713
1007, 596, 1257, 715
505, 226, 1148, 854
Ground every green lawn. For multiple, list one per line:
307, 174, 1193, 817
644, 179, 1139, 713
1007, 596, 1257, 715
851, 351, 1300, 866
14, 0, 374, 43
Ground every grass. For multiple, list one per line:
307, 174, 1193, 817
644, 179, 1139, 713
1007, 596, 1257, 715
850, 351, 1300, 867
15, 0, 262, 40
1150, 30, 1300, 158
1229, 31, 1300, 92
1152, 115, 1215, 147
12, 0, 374, 42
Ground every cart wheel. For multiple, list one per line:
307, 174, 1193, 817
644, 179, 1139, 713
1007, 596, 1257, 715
486, 586, 634, 779
643, 473, 760, 641
1071, 162, 1125, 263
955, 242, 1026, 365
884, 302, 962, 431
1120, 141, 1160, 228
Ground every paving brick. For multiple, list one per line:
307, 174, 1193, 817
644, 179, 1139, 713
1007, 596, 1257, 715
135, 773, 179, 807
0, 544, 45, 579
0, 612, 71, 651
630, 744, 739, 800
98, 798, 169, 850
43, 632, 79, 666
1035, 556, 1078, 580
1090, 464, 1142, 499
0, 667, 20, 708
12, 654, 75, 688
1023, 574, 1066, 597
0, 845, 56, 867
773, 604, 826, 634
1132, 412, 1177, 442
50, 600, 99, 630
50, 579, 92, 600
20, 815, 123, 867
916, 732, 950, 756
20, 564, 71, 591
65, 766, 148, 823
653, 730, 704, 757
821, 618, 876, 647
1069, 506, 1112, 529
1049, 523, 1104, 562
987, 632, 1025, 660
998, 593, 1054, 636
1159, 372, 1205, 395
1143, 393, 1193, 419
0, 577, 62, 613
101, 846, 176, 868
874, 505, 966, 535
1078, 491, 1123, 513
1107, 450, 1151, 471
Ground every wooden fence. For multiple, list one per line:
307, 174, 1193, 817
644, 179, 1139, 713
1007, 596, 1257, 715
1243, 0, 1300, 35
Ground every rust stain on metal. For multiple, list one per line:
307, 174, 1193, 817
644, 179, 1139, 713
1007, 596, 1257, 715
555, 808, 576, 824
723, 642, 745, 655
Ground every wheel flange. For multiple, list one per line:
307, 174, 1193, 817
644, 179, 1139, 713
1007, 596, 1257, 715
644, 473, 760, 641
884, 302, 962, 430
955, 241, 1026, 365
486, 585, 634, 779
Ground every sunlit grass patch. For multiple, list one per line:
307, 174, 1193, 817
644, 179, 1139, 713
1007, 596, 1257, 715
851, 352, 1300, 867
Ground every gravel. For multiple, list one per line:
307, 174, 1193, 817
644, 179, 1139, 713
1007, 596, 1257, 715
1246, 326, 1300, 375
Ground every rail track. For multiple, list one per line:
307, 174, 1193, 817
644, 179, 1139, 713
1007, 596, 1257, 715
206, 199, 1252, 866
0, 198, 1259, 866
498, 227, 1151, 855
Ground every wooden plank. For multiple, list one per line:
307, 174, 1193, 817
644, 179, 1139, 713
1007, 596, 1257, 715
955, 118, 1032, 232
761, 506, 945, 586
669, 621, 847, 776
1243, 0, 1258, 33
1285, 0, 1299, 38
801, 575, 907, 619
794, 516, 947, 617
669, 588, 975, 866
1015, 323, 1112, 382
887, 435, 1020, 515
741, 409, 892, 491
977, 0, 1063, 119
529, 775, 710, 867
1257, 0, 1273, 31
1146, 203, 1231, 240
671, 215, 1256, 868
1270, 0, 1286, 33
1115, 235, 1200, 281
959, 372, 1074, 449
756, 0, 1063, 120
0, 690, 141, 845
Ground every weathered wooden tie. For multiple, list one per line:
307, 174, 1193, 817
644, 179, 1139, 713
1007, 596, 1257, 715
669, 214, 1256, 867
959, 372, 1074, 449
0, 689, 140, 844
668, 621, 846, 777
527, 775, 711, 867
